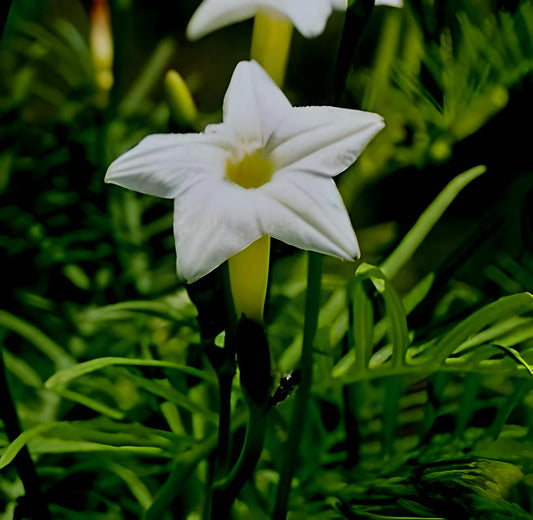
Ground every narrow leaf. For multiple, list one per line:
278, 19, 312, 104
0, 310, 74, 369
380, 165, 486, 280
45, 356, 215, 390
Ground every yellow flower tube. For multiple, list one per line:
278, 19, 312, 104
250, 11, 293, 87
228, 235, 270, 323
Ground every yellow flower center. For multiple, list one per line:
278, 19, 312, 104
225, 150, 274, 189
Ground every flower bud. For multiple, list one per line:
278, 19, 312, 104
90, 0, 113, 95
164, 70, 198, 128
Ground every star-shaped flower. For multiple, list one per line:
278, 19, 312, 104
186, 0, 402, 41
105, 60, 384, 283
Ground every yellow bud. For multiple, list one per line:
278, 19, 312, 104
90, 0, 113, 95
429, 138, 452, 162
164, 70, 198, 128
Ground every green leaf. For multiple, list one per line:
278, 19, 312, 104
0, 422, 60, 469
0, 419, 187, 470
0, 310, 74, 369
352, 263, 410, 367
45, 356, 216, 390
56, 388, 126, 420
125, 373, 218, 423
350, 277, 374, 374
430, 293, 533, 365
118, 38, 176, 118
81, 300, 192, 323
106, 462, 153, 511
380, 165, 486, 280
29, 439, 170, 458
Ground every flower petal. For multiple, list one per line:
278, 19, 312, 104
105, 133, 229, 198
258, 170, 359, 259
186, 0, 259, 40
266, 106, 384, 177
173, 179, 264, 282
258, 0, 333, 38
375, 0, 403, 6
330, 0, 347, 10
223, 60, 291, 146
186, 0, 339, 40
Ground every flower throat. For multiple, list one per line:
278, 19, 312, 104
226, 150, 274, 189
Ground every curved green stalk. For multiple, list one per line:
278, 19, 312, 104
211, 404, 268, 519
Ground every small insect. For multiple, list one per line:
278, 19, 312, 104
270, 370, 301, 406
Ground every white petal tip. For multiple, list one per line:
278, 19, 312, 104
185, 21, 204, 41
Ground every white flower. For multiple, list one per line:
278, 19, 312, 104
186, 0, 345, 40
105, 60, 384, 283
186, 0, 403, 41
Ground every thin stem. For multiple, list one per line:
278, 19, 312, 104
0, 347, 51, 520
203, 348, 235, 520
211, 405, 268, 519
217, 263, 238, 476
216, 362, 235, 477
203, 265, 238, 520
333, 0, 374, 104
273, 252, 323, 520
342, 332, 360, 467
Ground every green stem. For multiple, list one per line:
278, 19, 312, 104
216, 359, 235, 478
342, 332, 360, 467
211, 405, 268, 519
273, 252, 323, 520
217, 263, 238, 476
203, 264, 238, 520
0, 347, 51, 520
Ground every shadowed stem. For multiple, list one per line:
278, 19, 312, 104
211, 404, 268, 519
201, 265, 238, 520
215, 349, 236, 478
0, 347, 51, 520
273, 252, 323, 520
342, 334, 361, 467
218, 264, 238, 474
333, 0, 374, 103
209, 315, 271, 519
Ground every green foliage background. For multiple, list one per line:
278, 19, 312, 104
1, 0, 533, 518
